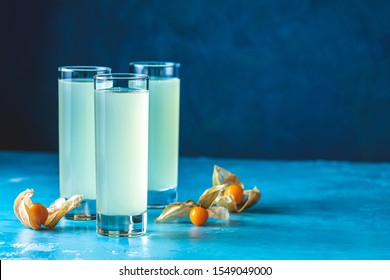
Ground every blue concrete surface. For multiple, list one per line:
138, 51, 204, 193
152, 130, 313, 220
1, 0, 390, 161
0, 151, 389, 260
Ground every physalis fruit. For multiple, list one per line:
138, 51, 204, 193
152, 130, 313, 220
155, 165, 261, 226
14, 188, 84, 230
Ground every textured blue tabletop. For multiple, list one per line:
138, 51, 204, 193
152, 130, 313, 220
0, 150, 389, 260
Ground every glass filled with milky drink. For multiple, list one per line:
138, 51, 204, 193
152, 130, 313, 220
58, 66, 111, 220
129, 62, 180, 208
94, 73, 149, 237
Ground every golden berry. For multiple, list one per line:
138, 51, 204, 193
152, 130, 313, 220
224, 184, 244, 205
28, 203, 48, 229
189, 206, 209, 226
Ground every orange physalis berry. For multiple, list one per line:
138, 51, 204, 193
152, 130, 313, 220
189, 206, 209, 226
224, 184, 244, 205
28, 203, 49, 229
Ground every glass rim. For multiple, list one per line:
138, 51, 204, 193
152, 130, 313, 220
94, 73, 148, 80
129, 61, 180, 68
58, 66, 112, 72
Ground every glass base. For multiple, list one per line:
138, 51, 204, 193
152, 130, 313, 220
148, 187, 178, 208
65, 199, 96, 220
97, 212, 147, 237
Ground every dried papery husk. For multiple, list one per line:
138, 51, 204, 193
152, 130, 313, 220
240, 186, 261, 212
44, 195, 84, 229
14, 188, 84, 230
14, 189, 37, 229
156, 165, 262, 224
207, 206, 230, 220
155, 200, 197, 223
215, 194, 236, 212
217, 186, 262, 213
156, 201, 230, 223
197, 184, 226, 209
212, 165, 262, 212
212, 165, 244, 188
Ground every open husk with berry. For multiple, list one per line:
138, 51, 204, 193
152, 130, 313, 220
14, 188, 84, 230
212, 165, 261, 213
155, 165, 261, 225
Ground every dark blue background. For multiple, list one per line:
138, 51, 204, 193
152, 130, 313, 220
1, 0, 390, 161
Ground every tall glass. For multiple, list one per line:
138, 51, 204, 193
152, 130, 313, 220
129, 62, 180, 208
94, 73, 149, 237
58, 66, 111, 220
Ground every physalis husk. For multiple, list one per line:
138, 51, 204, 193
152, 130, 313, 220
212, 165, 261, 213
14, 188, 84, 230
155, 199, 229, 223
155, 165, 261, 224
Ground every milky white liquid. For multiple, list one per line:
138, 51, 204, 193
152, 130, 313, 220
148, 78, 180, 191
58, 79, 96, 199
95, 88, 149, 215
